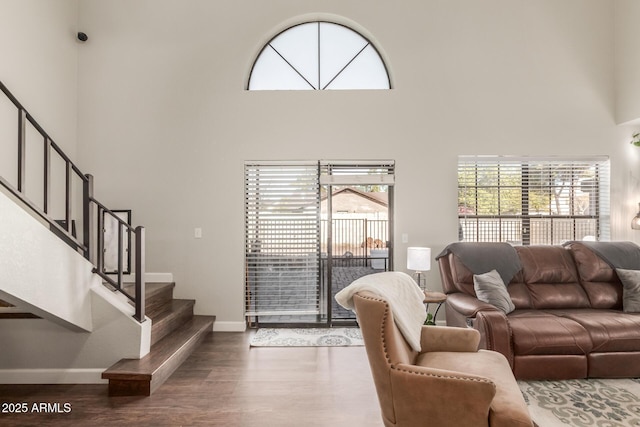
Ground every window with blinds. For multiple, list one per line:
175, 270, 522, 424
245, 162, 321, 317
458, 156, 610, 244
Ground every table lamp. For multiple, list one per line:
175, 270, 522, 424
632, 203, 640, 230
407, 247, 431, 290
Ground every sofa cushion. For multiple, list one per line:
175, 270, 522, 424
615, 268, 640, 312
554, 309, 640, 352
473, 270, 515, 314
508, 311, 592, 356
567, 242, 622, 309
516, 246, 590, 309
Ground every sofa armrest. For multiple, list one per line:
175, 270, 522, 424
446, 293, 515, 368
475, 310, 514, 368
420, 325, 480, 353
390, 364, 496, 426
446, 292, 500, 318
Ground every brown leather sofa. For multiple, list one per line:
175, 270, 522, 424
353, 290, 533, 427
438, 242, 640, 380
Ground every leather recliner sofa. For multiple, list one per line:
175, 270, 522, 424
438, 241, 640, 380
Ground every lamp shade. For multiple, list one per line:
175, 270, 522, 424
633, 203, 640, 230
407, 247, 431, 271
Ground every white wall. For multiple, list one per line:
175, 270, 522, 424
613, 0, 640, 244
0, 189, 92, 331
615, 0, 640, 125
0, 0, 81, 228
0, 0, 79, 158
71, 0, 636, 327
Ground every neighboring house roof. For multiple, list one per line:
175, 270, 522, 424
321, 187, 388, 213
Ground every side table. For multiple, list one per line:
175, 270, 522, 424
423, 291, 447, 325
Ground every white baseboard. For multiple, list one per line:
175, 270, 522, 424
213, 321, 246, 332
0, 369, 107, 384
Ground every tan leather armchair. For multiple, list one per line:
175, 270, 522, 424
353, 291, 533, 427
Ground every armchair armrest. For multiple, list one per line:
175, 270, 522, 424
390, 364, 496, 427
420, 325, 480, 353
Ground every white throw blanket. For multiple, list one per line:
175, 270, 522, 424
335, 271, 427, 352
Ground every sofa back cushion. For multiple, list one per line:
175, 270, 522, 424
448, 253, 533, 309
516, 246, 591, 309
566, 242, 623, 310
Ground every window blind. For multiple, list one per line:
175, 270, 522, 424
458, 155, 610, 244
244, 162, 321, 317
319, 160, 395, 185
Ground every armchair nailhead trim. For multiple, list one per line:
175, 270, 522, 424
357, 294, 394, 366
391, 366, 495, 384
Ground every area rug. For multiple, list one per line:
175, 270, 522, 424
519, 378, 640, 426
250, 328, 364, 347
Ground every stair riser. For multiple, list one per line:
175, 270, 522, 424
147, 328, 211, 395
150, 302, 194, 346
107, 379, 151, 397
145, 287, 174, 317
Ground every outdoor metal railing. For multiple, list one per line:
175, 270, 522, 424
0, 80, 146, 322
459, 216, 598, 245
320, 218, 388, 257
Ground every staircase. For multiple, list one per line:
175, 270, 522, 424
102, 282, 214, 396
0, 300, 39, 319
0, 81, 216, 392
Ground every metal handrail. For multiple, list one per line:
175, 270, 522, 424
0, 80, 145, 322
89, 196, 145, 321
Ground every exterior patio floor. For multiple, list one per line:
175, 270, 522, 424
254, 264, 382, 325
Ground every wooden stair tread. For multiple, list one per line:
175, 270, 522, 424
122, 282, 175, 297
0, 309, 40, 319
102, 315, 214, 382
0, 301, 39, 319
121, 282, 174, 302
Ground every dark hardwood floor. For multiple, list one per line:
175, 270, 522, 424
0, 331, 383, 426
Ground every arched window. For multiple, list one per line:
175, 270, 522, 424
248, 21, 390, 90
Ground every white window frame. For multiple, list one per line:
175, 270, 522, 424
248, 21, 391, 91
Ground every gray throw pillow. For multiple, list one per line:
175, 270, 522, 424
616, 268, 640, 312
473, 269, 515, 314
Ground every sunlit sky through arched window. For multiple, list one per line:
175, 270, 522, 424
248, 22, 390, 90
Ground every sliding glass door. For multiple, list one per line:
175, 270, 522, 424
322, 183, 393, 324
245, 161, 394, 327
